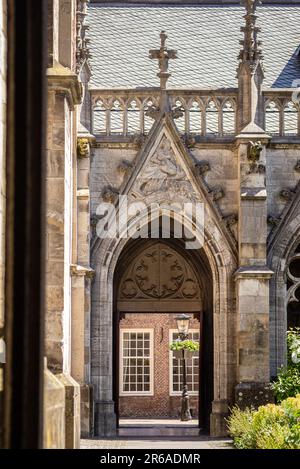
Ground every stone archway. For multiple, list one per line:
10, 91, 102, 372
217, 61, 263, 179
90, 211, 237, 437
113, 239, 211, 427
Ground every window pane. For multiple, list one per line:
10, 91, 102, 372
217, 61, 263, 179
121, 330, 152, 394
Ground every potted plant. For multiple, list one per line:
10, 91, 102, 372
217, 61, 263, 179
169, 338, 200, 359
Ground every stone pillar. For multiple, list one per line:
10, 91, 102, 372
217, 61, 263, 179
45, 64, 82, 448
43, 359, 65, 449
70, 133, 95, 437
235, 131, 273, 406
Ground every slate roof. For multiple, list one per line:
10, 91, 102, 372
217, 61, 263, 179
87, 4, 300, 89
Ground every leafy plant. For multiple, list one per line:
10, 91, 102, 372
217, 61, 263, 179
169, 339, 199, 352
271, 328, 300, 402
226, 406, 256, 449
227, 396, 300, 449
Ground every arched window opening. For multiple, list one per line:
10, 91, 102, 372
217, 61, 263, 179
189, 100, 201, 134
286, 246, 300, 328
206, 100, 219, 135
143, 99, 156, 134
93, 100, 106, 134
222, 100, 235, 135
265, 101, 280, 135
127, 100, 141, 134
110, 100, 124, 134
283, 101, 298, 136
173, 99, 186, 133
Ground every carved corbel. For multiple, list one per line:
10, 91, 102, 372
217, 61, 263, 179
77, 137, 90, 159
102, 185, 119, 203
195, 161, 211, 176
280, 188, 295, 202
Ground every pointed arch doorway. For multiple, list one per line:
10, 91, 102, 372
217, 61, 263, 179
113, 238, 214, 434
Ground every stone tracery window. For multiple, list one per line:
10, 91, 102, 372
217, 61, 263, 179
283, 101, 298, 136
110, 99, 124, 134
205, 99, 219, 135
222, 99, 235, 135
143, 98, 156, 134
93, 99, 107, 134
173, 98, 186, 133
189, 100, 202, 134
286, 244, 300, 328
127, 99, 141, 134
265, 100, 281, 135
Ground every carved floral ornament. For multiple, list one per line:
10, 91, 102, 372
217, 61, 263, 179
119, 244, 201, 301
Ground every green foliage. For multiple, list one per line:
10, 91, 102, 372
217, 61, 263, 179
271, 328, 300, 402
169, 339, 199, 352
226, 406, 255, 449
227, 397, 300, 449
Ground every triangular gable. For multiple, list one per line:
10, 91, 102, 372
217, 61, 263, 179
117, 113, 237, 255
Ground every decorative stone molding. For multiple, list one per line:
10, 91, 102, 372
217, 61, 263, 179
223, 213, 238, 227
247, 140, 263, 163
47, 210, 64, 233
47, 64, 83, 109
286, 248, 300, 305
234, 265, 273, 281
267, 215, 281, 226
118, 243, 201, 301
70, 264, 95, 279
209, 186, 225, 202
76, 189, 90, 199
195, 161, 211, 176
280, 188, 295, 202
77, 137, 90, 158
102, 186, 119, 203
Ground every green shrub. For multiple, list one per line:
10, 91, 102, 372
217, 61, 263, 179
271, 328, 300, 402
226, 406, 256, 449
227, 396, 300, 449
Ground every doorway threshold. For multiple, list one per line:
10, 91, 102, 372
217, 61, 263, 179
118, 419, 201, 438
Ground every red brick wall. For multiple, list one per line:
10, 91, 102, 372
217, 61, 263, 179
119, 313, 200, 418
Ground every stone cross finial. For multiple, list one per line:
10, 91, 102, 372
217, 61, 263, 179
239, 0, 263, 68
149, 31, 177, 90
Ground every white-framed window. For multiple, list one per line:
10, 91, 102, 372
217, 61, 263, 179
120, 329, 154, 396
169, 329, 199, 396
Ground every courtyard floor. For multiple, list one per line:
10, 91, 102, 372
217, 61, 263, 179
81, 419, 233, 449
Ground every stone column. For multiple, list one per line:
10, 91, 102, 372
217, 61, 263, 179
45, 64, 82, 448
235, 130, 274, 407
70, 133, 95, 437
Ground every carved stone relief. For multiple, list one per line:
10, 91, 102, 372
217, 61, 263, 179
119, 243, 201, 301
135, 135, 200, 202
